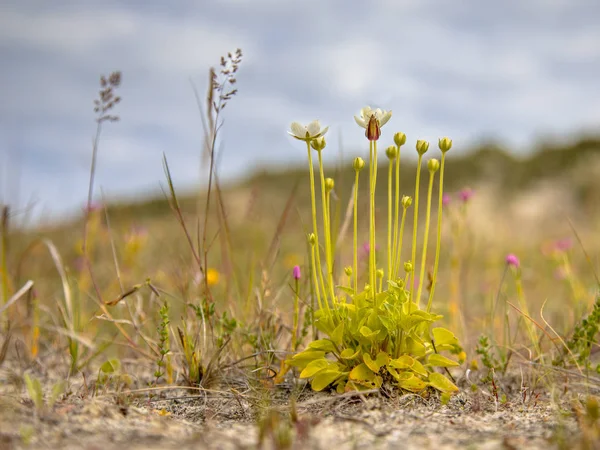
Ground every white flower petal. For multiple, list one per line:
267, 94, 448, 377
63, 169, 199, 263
319, 126, 329, 137
290, 122, 306, 138
307, 120, 321, 137
354, 115, 367, 128
379, 110, 392, 127
361, 106, 373, 120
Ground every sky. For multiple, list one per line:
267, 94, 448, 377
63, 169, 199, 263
0, 0, 599, 222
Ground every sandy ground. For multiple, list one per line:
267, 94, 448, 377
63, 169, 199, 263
1, 358, 598, 450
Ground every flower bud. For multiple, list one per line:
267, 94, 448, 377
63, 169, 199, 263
385, 145, 398, 160
344, 266, 353, 277
505, 253, 520, 268
404, 262, 413, 273
427, 158, 440, 172
416, 140, 429, 155
292, 265, 301, 280
353, 157, 365, 171
394, 132, 407, 147
376, 268, 384, 279
311, 136, 327, 151
308, 233, 316, 245
325, 177, 335, 192
401, 195, 412, 209
438, 137, 452, 153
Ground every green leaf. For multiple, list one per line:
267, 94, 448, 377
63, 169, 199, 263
376, 351, 389, 368
359, 326, 378, 339
428, 354, 459, 368
100, 358, 121, 374
287, 350, 325, 368
433, 327, 459, 351
389, 355, 415, 370
299, 359, 329, 378
311, 370, 342, 391
308, 339, 337, 353
428, 372, 459, 393
24, 374, 43, 411
340, 348, 360, 360
398, 374, 428, 392
349, 363, 375, 381
330, 322, 344, 348
378, 315, 395, 333
410, 358, 428, 377
363, 354, 379, 373
405, 337, 428, 357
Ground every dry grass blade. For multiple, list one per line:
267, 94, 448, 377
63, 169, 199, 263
265, 181, 299, 271
162, 154, 203, 270
0, 279, 34, 315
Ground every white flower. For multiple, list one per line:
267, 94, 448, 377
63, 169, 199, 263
353, 106, 392, 129
288, 120, 329, 141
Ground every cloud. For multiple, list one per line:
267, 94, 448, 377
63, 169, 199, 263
0, 0, 599, 220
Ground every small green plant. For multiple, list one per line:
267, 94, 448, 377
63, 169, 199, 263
154, 301, 171, 384
23, 373, 64, 414
558, 291, 600, 373
475, 334, 506, 382
286, 108, 462, 394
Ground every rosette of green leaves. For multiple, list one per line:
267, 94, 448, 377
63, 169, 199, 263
286, 281, 461, 394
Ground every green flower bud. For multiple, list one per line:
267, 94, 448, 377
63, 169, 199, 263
404, 261, 413, 273
344, 266, 353, 277
394, 132, 407, 147
376, 268, 384, 279
427, 158, 440, 172
385, 145, 398, 160
353, 157, 365, 171
401, 195, 412, 209
325, 177, 335, 192
311, 136, 327, 151
308, 233, 316, 245
416, 139, 429, 155
438, 137, 452, 153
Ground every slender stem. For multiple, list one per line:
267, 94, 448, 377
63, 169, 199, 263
317, 150, 335, 302
306, 142, 328, 308
369, 141, 378, 301
417, 168, 435, 306
368, 141, 375, 297
387, 158, 394, 281
409, 154, 423, 303
394, 206, 408, 277
427, 152, 446, 312
392, 148, 401, 278
353, 171, 360, 294
292, 277, 299, 351
310, 243, 323, 313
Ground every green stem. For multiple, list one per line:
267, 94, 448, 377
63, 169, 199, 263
387, 158, 393, 281
417, 168, 436, 305
394, 206, 408, 279
427, 152, 446, 312
317, 150, 335, 302
306, 142, 328, 310
310, 243, 324, 313
292, 277, 299, 351
392, 148, 401, 278
353, 171, 360, 294
369, 141, 378, 301
409, 155, 423, 303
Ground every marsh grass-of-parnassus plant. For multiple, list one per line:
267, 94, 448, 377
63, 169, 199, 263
286, 108, 463, 394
